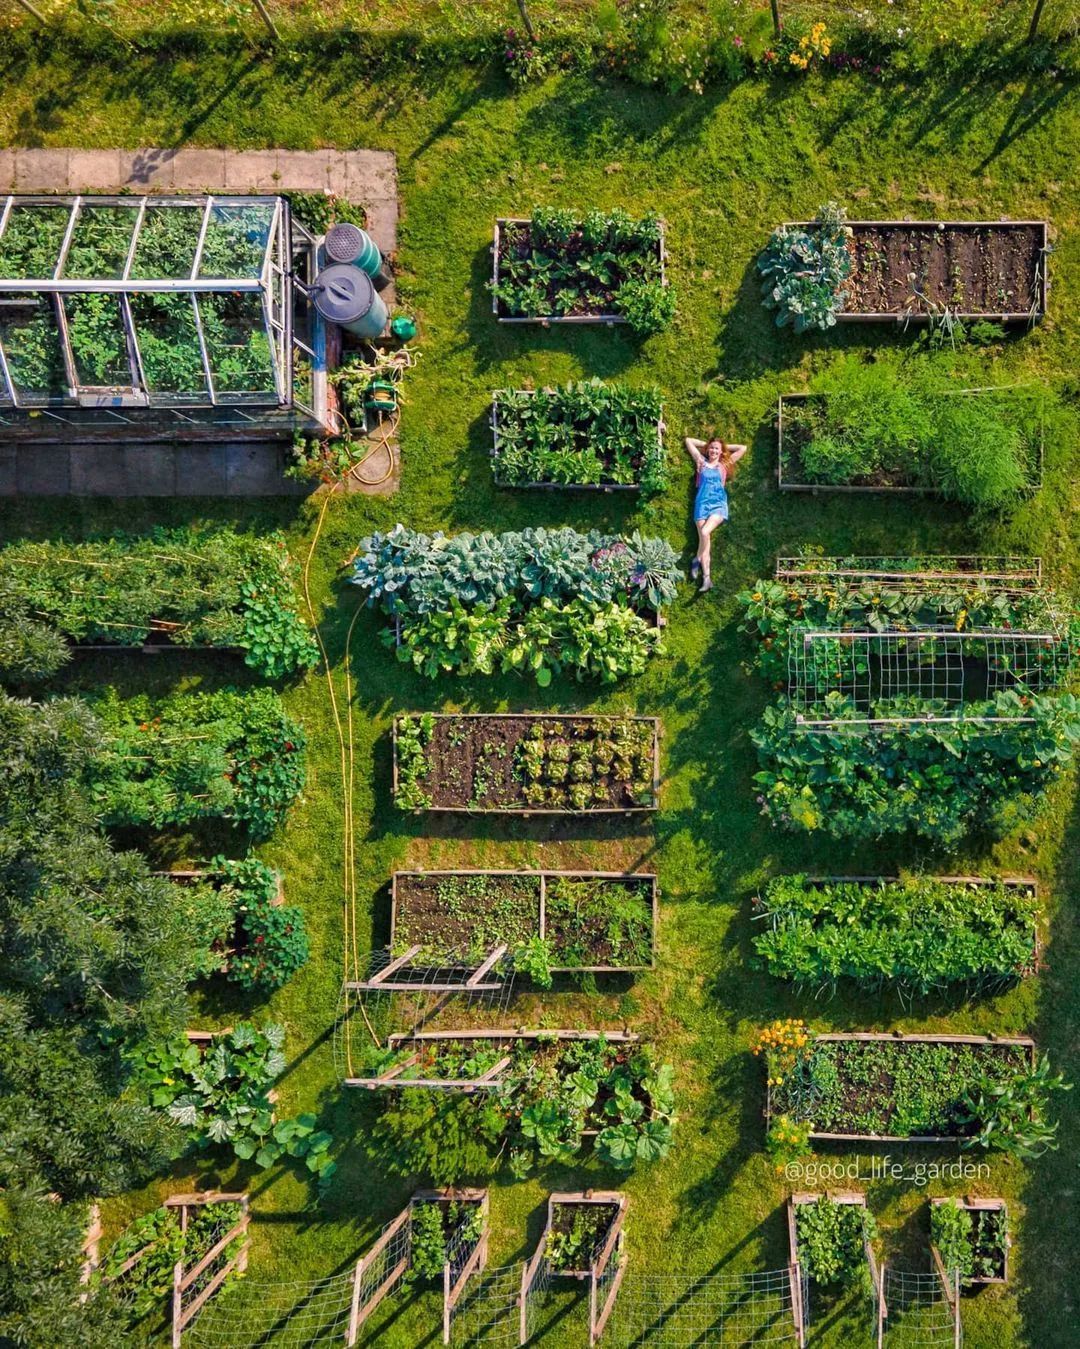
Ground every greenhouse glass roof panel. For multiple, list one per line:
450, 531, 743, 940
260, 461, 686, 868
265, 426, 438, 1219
128, 202, 204, 280
61, 203, 143, 280
0, 294, 67, 402
198, 201, 277, 280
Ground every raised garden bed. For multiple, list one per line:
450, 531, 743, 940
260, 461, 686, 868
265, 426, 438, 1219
89, 687, 306, 839
752, 875, 1039, 994
391, 869, 657, 972
392, 713, 660, 814
351, 1032, 675, 1177
490, 382, 666, 493
159, 861, 309, 994
353, 525, 678, 687
765, 1032, 1036, 1143
773, 554, 1042, 589
0, 527, 318, 679
522, 1193, 628, 1345
930, 1197, 1009, 1287
788, 1192, 879, 1296
540, 1193, 626, 1278
100, 1192, 249, 1346
776, 387, 1044, 498
491, 210, 668, 329
347, 1189, 488, 1346
790, 218, 1047, 321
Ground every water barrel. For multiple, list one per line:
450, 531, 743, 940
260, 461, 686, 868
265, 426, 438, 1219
323, 222, 393, 293
311, 264, 388, 339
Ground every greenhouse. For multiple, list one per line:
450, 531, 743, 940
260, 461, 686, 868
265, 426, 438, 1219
0, 194, 328, 439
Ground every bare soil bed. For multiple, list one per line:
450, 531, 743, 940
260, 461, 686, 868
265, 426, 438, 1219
840, 221, 1045, 317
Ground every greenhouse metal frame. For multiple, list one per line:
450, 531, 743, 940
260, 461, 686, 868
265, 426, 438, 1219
0, 193, 328, 439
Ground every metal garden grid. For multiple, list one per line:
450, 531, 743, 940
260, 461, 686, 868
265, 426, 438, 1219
0, 194, 326, 436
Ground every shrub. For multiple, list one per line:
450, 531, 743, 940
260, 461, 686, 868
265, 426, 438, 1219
89, 687, 305, 838
0, 1182, 131, 1346
0, 529, 318, 679
759, 203, 852, 332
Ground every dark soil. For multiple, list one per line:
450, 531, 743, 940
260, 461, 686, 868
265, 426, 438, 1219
841, 223, 1043, 316
394, 871, 541, 960
411, 715, 657, 811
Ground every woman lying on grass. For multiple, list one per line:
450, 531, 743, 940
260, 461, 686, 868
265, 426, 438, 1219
685, 435, 747, 593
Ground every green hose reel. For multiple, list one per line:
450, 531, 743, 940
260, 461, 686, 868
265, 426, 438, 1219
364, 379, 398, 415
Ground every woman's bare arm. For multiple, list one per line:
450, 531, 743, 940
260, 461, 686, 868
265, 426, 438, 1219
727, 444, 748, 463
684, 436, 705, 466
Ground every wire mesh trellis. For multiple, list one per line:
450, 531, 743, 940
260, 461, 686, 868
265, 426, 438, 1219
184, 1268, 357, 1347
100, 1193, 250, 1348
185, 1258, 809, 1346
879, 1265, 961, 1348
521, 1250, 553, 1343
452, 1264, 524, 1346
333, 950, 518, 1084
774, 555, 1042, 590
185, 1208, 413, 1347
591, 1251, 628, 1344
788, 626, 1069, 724
599, 1266, 806, 1346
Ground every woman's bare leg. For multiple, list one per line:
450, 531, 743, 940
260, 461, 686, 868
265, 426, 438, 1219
693, 521, 705, 573
700, 516, 722, 590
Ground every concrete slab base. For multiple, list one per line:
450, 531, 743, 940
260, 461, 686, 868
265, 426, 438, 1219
0, 146, 399, 254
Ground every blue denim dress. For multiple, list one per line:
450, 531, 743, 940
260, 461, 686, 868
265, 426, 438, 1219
694, 463, 729, 524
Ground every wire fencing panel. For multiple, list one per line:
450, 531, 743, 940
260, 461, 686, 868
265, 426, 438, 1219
450, 1264, 523, 1346
595, 1266, 803, 1346
184, 1269, 356, 1346
881, 1267, 962, 1349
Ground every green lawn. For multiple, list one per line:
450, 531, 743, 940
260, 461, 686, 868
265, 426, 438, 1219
2, 25, 1080, 1348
